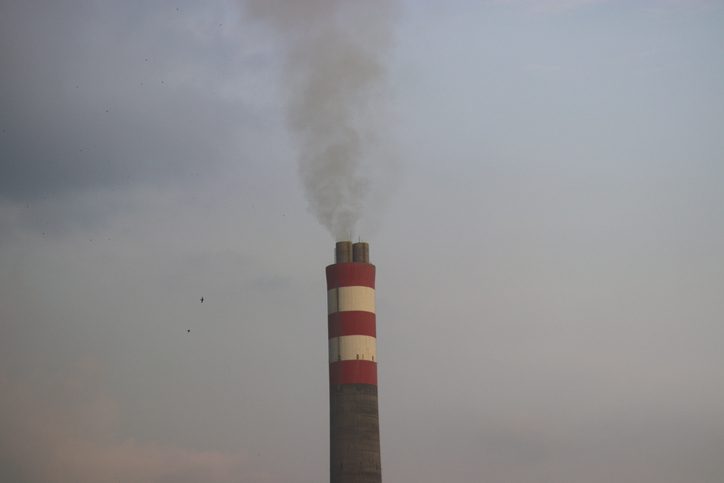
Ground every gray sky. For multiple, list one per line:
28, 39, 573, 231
1, 1, 723, 482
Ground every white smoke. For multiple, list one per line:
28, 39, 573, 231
244, 0, 399, 240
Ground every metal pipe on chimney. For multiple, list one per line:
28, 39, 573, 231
352, 242, 369, 263
335, 241, 352, 263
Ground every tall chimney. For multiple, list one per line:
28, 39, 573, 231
326, 241, 381, 483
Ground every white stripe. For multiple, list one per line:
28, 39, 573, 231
327, 286, 375, 314
329, 335, 377, 363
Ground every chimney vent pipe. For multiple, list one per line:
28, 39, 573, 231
335, 241, 352, 263
352, 242, 369, 263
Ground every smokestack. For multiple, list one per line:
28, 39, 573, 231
326, 241, 381, 482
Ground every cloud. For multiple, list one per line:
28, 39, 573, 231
491, 0, 606, 12
493, 0, 721, 13
0, 0, 266, 203
0, 362, 251, 483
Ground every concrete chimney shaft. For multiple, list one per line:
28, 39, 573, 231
327, 241, 381, 483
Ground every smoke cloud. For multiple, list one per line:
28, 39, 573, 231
245, 0, 399, 240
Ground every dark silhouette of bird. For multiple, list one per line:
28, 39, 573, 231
200, 297, 204, 303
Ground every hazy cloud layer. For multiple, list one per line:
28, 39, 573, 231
0, 0, 266, 203
0, 367, 248, 483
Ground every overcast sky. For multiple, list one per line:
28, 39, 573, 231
1, 1, 723, 482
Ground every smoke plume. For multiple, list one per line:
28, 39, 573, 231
245, 0, 398, 240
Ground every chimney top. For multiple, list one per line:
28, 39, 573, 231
335, 241, 370, 263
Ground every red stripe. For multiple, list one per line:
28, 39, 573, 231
328, 311, 376, 338
326, 263, 375, 289
329, 360, 377, 385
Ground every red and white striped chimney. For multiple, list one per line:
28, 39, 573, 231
326, 241, 381, 483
